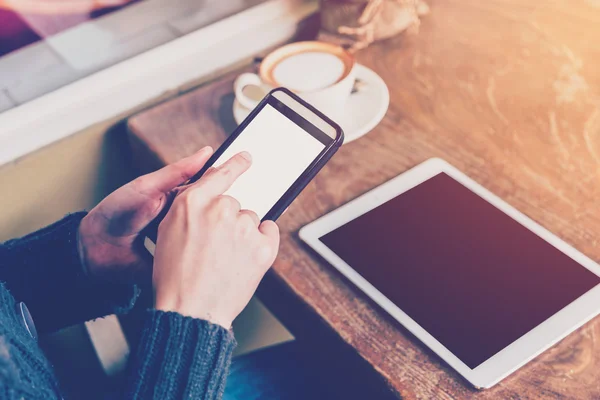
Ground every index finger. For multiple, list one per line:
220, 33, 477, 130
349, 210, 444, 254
195, 151, 252, 196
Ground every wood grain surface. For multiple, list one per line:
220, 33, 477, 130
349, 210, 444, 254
127, 0, 600, 398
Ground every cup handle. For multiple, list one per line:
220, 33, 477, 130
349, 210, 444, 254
234, 73, 263, 110
351, 78, 368, 95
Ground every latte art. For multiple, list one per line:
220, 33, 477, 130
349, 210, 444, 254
272, 52, 346, 92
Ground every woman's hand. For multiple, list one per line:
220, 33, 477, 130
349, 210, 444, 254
78, 146, 214, 283
153, 152, 280, 329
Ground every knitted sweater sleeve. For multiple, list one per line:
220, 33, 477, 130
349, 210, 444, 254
123, 310, 237, 399
0, 212, 138, 334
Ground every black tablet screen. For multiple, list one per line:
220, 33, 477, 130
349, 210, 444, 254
319, 172, 600, 369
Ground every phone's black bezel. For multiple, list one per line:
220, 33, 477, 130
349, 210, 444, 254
188, 87, 344, 221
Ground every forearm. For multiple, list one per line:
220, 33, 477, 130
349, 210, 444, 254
124, 310, 236, 400
0, 213, 139, 333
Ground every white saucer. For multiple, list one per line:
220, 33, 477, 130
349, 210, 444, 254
233, 64, 390, 144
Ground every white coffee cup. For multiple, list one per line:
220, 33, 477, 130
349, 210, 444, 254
234, 41, 356, 121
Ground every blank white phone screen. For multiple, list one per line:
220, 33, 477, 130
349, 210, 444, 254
212, 104, 326, 219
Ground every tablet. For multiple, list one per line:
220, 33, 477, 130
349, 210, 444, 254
299, 158, 600, 389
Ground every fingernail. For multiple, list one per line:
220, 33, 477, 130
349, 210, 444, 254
240, 151, 252, 162
200, 146, 213, 154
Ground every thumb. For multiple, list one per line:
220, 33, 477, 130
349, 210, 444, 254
136, 146, 214, 194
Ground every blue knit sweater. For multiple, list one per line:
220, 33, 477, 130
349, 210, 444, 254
0, 213, 236, 399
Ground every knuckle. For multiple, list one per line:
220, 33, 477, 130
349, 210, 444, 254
183, 188, 204, 207
143, 196, 164, 217
215, 205, 233, 219
173, 166, 192, 183
220, 195, 239, 208
132, 175, 150, 190
202, 167, 216, 178
213, 195, 239, 217
243, 210, 259, 222
217, 164, 233, 178
237, 214, 257, 235
248, 210, 260, 221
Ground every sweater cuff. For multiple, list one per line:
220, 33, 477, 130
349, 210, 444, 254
48, 212, 140, 332
126, 310, 236, 400
0, 212, 139, 333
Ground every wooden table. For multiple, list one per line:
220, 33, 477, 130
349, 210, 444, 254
127, 1, 600, 398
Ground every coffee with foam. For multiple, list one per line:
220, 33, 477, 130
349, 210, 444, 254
272, 51, 346, 92
234, 41, 356, 120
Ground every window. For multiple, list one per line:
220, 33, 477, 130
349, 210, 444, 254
0, 0, 265, 112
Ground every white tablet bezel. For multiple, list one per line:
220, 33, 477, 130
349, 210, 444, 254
299, 157, 600, 389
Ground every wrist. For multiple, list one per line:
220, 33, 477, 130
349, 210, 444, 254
154, 296, 232, 330
77, 214, 105, 280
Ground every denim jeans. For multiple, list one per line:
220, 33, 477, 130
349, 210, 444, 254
223, 340, 392, 400
223, 341, 333, 400
223, 341, 379, 400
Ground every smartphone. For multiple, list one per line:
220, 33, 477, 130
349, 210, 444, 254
145, 87, 344, 244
